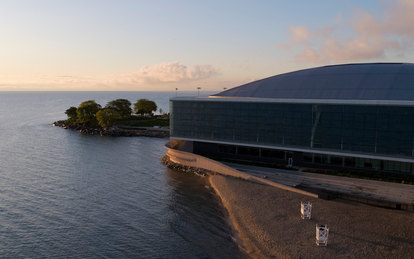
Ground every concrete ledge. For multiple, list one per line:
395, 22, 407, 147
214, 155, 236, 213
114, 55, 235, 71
340, 194, 414, 212
164, 141, 318, 198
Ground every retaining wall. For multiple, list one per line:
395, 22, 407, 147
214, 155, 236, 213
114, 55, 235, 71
165, 141, 318, 198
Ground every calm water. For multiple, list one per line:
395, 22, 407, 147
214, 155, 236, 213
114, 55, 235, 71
0, 92, 241, 258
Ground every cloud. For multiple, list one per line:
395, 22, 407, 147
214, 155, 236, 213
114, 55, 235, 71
296, 49, 324, 63
114, 62, 220, 85
290, 26, 310, 45
281, 0, 414, 64
134, 62, 219, 83
352, 9, 383, 38
279, 26, 311, 49
314, 37, 398, 63
0, 62, 221, 91
384, 0, 414, 39
0, 74, 102, 91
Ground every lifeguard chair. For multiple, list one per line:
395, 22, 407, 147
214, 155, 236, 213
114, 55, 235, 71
316, 224, 329, 246
300, 201, 312, 219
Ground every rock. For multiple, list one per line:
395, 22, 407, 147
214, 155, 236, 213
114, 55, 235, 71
160, 155, 211, 177
52, 121, 169, 138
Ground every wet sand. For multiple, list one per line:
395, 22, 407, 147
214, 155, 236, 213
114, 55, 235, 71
209, 175, 414, 258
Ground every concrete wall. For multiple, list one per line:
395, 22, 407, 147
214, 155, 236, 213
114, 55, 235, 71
165, 140, 318, 198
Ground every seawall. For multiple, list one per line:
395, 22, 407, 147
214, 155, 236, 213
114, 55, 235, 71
163, 141, 318, 198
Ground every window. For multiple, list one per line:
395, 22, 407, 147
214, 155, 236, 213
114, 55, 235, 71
344, 157, 355, 167
238, 147, 259, 156
330, 156, 343, 166
218, 145, 236, 154
303, 153, 313, 163
261, 149, 285, 159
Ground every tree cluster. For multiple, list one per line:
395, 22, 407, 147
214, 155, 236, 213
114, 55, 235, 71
65, 98, 158, 128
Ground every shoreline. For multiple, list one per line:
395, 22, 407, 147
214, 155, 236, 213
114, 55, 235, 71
162, 152, 414, 258
209, 174, 414, 258
52, 120, 169, 138
208, 175, 266, 258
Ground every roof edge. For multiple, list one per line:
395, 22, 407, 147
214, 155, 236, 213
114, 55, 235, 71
171, 96, 414, 106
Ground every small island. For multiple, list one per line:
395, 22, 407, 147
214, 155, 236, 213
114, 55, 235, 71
53, 98, 169, 138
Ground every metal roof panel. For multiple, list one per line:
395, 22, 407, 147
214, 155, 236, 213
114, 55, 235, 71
214, 63, 414, 101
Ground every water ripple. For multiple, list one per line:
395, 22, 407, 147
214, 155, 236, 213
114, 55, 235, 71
0, 92, 241, 258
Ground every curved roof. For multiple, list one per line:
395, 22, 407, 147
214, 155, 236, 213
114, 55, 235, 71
213, 63, 414, 101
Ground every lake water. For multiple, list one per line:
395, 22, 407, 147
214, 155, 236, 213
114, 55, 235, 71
0, 92, 241, 258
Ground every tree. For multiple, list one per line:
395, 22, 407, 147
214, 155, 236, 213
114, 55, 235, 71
134, 99, 157, 116
96, 108, 121, 127
65, 106, 78, 123
105, 99, 132, 118
76, 100, 101, 126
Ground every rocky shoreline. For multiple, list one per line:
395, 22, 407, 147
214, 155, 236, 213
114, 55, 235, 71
161, 155, 211, 176
52, 120, 169, 138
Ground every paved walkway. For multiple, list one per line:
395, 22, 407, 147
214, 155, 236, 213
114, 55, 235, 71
225, 162, 414, 209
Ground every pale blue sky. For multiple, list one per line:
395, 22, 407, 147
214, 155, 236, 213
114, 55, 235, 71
0, 0, 412, 91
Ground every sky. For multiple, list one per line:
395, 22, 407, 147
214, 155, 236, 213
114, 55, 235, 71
0, 0, 413, 91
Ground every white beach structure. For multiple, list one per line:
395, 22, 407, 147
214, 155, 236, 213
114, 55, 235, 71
316, 224, 329, 246
300, 201, 312, 219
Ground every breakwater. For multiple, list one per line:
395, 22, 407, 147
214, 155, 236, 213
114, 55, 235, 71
162, 155, 210, 176
163, 142, 318, 198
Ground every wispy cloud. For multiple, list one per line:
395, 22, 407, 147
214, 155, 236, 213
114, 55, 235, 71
290, 26, 311, 46
278, 26, 310, 50
280, 0, 414, 64
120, 62, 219, 84
0, 62, 221, 90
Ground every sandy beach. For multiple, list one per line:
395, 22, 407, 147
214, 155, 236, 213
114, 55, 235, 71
209, 174, 414, 258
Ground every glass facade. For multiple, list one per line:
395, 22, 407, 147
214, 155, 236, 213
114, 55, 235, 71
171, 99, 414, 160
